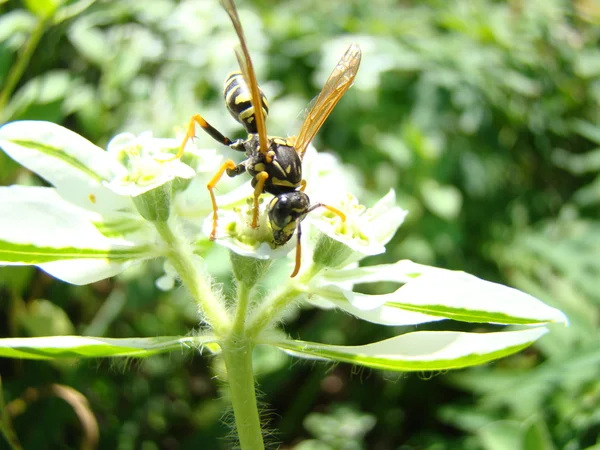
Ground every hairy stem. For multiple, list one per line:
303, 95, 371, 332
154, 220, 230, 336
221, 339, 264, 450
232, 282, 251, 335
246, 263, 321, 339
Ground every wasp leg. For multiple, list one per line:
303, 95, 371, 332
290, 221, 303, 278
207, 159, 238, 239
288, 202, 345, 278
251, 171, 269, 228
226, 163, 246, 177
176, 114, 234, 160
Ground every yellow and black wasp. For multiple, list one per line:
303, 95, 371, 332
175, 0, 361, 277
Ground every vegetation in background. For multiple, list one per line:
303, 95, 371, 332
1, 0, 599, 448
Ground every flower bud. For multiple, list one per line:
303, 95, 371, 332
132, 182, 172, 222
230, 251, 273, 288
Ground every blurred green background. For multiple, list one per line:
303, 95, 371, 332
1, 0, 599, 449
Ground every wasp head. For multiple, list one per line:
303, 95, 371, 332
267, 191, 310, 246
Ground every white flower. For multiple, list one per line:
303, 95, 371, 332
0, 121, 214, 284
103, 131, 195, 197
309, 189, 407, 258
202, 196, 294, 259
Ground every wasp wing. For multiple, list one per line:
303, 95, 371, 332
221, 0, 268, 154
294, 43, 361, 159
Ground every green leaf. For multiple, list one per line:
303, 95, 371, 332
264, 328, 548, 372
317, 260, 567, 326
0, 10, 36, 46
20, 299, 75, 336
4, 70, 74, 121
571, 120, 600, 145
523, 419, 556, 450
68, 17, 108, 66
23, 0, 63, 18
420, 180, 463, 220
0, 335, 216, 360
0, 120, 131, 215
477, 421, 524, 450
0, 186, 156, 284
53, 0, 96, 24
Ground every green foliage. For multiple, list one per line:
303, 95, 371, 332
0, 0, 598, 448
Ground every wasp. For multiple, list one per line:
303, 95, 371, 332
175, 0, 361, 277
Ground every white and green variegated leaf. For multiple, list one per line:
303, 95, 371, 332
310, 285, 445, 326
0, 335, 217, 359
317, 260, 567, 326
265, 328, 548, 372
0, 186, 156, 284
0, 120, 132, 215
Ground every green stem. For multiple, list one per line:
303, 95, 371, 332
246, 285, 302, 338
0, 16, 49, 116
0, 377, 23, 450
221, 340, 265, 450
154, 220, 230, 336
246, 263, 321, 338
232, 283, 251, 335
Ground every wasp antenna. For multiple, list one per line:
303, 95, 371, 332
290, 221, 303, 278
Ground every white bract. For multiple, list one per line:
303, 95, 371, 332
0, 120, 567, 373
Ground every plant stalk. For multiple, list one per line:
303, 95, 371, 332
221, 339, 264, 450
0, 17, 49, 116
232, 282, 251, 335
154, 220, 230, 336
0, 377, 23, 450
246, 263, 320, 338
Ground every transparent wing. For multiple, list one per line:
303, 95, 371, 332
294, 44, 361, 159
221, 0, 268, 154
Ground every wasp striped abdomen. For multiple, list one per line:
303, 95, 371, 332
224, 72, 269, 134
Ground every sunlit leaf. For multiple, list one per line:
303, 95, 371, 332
0, 121, 134, 215
265, 328, 548, 372
0, 186, 156, 284
317, 260, 567, 326
23, 0, 63, 18
0, 335, 216, 359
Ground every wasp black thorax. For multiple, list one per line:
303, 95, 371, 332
268, 191, 311, 246
230, 135, 303, 196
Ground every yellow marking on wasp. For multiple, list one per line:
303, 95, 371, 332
271, 178, 299, 188
272, 137, 289, 146
224, 72, 239, 90
225, 85, 241, 104
282, 221, 296, 234
235, 93, 252, 105
254, 163, 266, 172
239, 107, 256, 120
270, 160, 285, 174
285, 165, 292, 174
